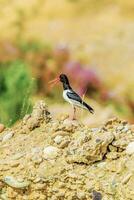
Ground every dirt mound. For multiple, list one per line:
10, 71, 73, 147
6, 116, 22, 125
0, 101, 134, 200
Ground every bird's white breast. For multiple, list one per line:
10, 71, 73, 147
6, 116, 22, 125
63, 89, 88, 110
63, 90, 73, 104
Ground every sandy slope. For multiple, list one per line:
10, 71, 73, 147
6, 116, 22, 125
0, 101, 134, 199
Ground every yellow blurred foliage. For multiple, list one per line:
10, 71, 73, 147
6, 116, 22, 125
0, 0, 133, 97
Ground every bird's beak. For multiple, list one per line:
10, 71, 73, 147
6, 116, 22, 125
48, 77, 60, 87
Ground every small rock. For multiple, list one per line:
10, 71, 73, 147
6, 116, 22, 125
122, 120, 128, 125
112, 139, 128, 149
122, 126, 129, 133
117, 125, 124, 131
54, 135, 63, 144
91, 128, 101, 133
31, 156, 43, 164
2, 131, 14, 142
97, 161, 106, 168
0, 124, 5, 133
92, 190, 102, 200
33, 177, 41, 183
95, 138, 102, 143
109, 145, 117, 152
77, 191, 86, 199
35, 183, 46, 190
122, 173, 132, 184
43, 146, 60, 159
126, 142, 134, 155
10, 161, 20, 167
31, 147, 42, 154
3, 176, 30, 188
59, 140, 70, 148
106, 152, 119, 160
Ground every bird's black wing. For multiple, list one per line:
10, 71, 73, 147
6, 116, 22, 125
67, 90, 94, 114
66, 90, 83, 103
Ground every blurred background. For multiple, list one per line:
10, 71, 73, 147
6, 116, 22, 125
0, 0, 134, 126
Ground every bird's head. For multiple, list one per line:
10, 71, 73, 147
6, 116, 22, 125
59, 74, 69, 84
49, 74, 69, 86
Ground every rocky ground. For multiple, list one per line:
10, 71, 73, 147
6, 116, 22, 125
0, 101, 134, 200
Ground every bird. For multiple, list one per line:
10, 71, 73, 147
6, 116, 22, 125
49, 74, 94, 120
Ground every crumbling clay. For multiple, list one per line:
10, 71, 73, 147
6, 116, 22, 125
0, 101, 134, 200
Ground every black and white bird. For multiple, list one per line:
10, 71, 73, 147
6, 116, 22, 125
49, 74, 94, 119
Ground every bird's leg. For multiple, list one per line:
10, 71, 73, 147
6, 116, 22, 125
73, 106, 76, 120
69, 105, 76, 120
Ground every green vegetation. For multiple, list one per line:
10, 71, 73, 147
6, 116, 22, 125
0, 60, 36, 126
0, 0, 133, 124
17, 40, 46, 53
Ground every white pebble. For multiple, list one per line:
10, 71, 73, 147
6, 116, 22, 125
2, 131, 14, 142
3, 176, 30, 188
31, 147, 42, 154
117, 126, 124, 131
91, 128, 100, 133
43, 146, 59, 159
54, 135, 63, 144
126, 142, 134, 155
123, 126, 129, 132
77, 191, 86, 199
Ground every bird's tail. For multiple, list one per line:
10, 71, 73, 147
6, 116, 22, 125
83, 102, 94, 114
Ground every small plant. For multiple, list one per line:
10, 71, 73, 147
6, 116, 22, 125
0, 60, 36, 126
